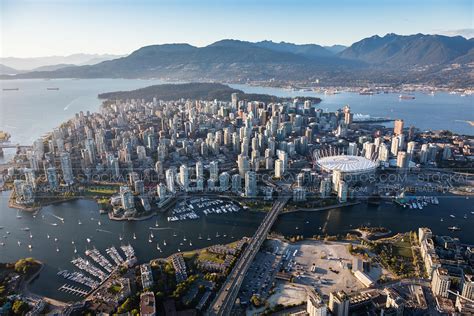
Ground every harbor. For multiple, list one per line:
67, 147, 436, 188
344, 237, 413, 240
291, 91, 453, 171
59, 244, 136, 297
167, 197, 241, 222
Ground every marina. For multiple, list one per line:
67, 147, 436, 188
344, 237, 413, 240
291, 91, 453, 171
167, 197, 241, 222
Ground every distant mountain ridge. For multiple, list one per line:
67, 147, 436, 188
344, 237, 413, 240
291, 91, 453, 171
339, 33, 473, 66
2, 34, 473, 87
0, 53, 123, 71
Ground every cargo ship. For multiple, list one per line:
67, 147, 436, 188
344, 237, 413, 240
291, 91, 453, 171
399, 94, 415, 100
47, 87, 60, 90
2, 88, 19, 91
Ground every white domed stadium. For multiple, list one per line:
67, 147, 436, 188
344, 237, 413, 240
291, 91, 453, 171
315, 154, 378, 175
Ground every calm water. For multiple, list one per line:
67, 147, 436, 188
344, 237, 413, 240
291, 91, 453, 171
0, 191, 472, 301
0, 78, 473, 300
230, 84, 474, 136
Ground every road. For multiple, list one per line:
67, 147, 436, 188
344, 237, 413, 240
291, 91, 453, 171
207, 194, 289, 316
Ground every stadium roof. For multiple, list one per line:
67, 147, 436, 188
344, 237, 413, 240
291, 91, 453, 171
316, 155, 378, 173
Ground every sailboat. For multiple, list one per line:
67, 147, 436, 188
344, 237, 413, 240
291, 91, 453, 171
133, 233, 137, 240
86, 238, 91, 243
71, 240, 75, 245
223, 234, 227, 238
183, 236, 187, 241
97, 221, 101, 226
207, 235, 211, 241
17, 241, 21, 246
189, 241, 192, 246
74, 247, 77, 254
173, 232, 177, 237
198, 234, 203, 240
150, 231, 154, 238
216, 232, 220, 238
119, 234, 123, 241
78, 220, 82, 225
54, 237, 58, 242
29, 232, 33, 239
155, 220, 159, 227
163, 240, 167, 246
47, 234, 50, 239
148, 238, 152, 243
56, 247, 60, 252
28, 244, 32, 250
178, 248, 181, 252
156, 244, 162, 252
16, 211, 22, 219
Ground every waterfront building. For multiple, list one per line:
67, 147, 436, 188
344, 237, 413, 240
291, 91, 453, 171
293, 187, 306, 202
394, 119, 404, 135
462, 275, 474, 300
244, 171, 257, 197
209, 161, 219, 181
13, 180, 34, 204
337, 181, 348, 203
47, 167, 59, 189
196, 161, 204, 180
179, 164, 189, 190
231, 174, 241, 193
60, 152, 74, 185
431, 267, 451, 298
140, 264, 154, 289
219, 172, 230, 191
320, 178, 331, 198
120, 186, 135, 210
329, 291, 350, 316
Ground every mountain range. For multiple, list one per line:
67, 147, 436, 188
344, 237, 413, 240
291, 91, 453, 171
2, 34, 473, 87
0, 53, 123, 74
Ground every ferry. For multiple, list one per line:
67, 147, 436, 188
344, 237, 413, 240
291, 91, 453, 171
46, 88, 60, 90
448, 226, 461, 231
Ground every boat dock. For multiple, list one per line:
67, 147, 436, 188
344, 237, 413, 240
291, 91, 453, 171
58, 284, 88, 297
71, 257, 107, 281
85, 248, 114, 273
106, 246, 124, 265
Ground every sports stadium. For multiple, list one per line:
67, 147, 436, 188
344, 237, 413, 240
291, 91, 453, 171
314, 152, 378, 176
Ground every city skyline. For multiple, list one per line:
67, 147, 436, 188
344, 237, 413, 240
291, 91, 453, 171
1, 0, 473, 57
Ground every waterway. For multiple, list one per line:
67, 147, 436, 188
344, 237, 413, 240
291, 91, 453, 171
0, 190, 472, 301
0, 78, 473, 301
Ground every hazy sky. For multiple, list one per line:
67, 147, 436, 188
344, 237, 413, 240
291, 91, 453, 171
1, 0, 473, 58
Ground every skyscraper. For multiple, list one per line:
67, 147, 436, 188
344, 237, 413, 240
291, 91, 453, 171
394, 119, 404, 136
244, 171, 257, 197
165, 168, 176, 193
60, 152, 74, 185
329, 291, 349, 316
209, 161, 219, 181
179, 164, 189, 190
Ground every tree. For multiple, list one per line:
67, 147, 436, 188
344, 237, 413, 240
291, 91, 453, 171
12, 300, 29, 315
250, 294, 262, 307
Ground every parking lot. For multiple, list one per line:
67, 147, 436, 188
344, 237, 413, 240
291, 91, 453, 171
238, 241, 283, 306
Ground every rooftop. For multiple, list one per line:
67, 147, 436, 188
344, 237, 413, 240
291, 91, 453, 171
316, 155, 378, 173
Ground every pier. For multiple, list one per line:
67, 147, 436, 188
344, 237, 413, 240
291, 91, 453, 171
58, 284, 88, 297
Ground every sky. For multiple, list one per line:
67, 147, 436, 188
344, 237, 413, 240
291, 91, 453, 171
1, 0, 473, 58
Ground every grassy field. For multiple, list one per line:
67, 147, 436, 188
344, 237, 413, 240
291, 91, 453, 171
392, 239, 413, 258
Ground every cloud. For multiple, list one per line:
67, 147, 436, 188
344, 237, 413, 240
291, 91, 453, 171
436, 28, 474, 39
